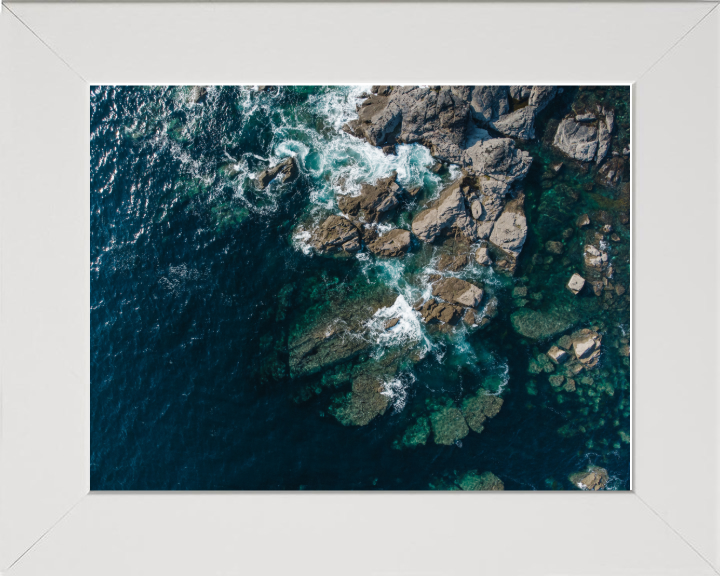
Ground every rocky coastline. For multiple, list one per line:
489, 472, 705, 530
279, 85, 630, 489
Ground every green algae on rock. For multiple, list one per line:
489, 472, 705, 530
430, 403, 470, 445
329, 374, 391, 426
461, 390, 504, 434
511, 306, 578, 340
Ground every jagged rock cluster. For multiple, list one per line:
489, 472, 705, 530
528, 328, 604, 393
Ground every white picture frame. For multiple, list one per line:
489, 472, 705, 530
1, 2, 718, 574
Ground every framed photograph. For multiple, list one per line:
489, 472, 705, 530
1, 2, 718, 574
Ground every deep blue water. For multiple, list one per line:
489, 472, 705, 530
90, 85, 630, 490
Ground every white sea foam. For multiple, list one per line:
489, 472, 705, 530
381, 372, 415, 413
291, 229, 313, 256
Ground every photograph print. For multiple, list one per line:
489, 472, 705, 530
90, 85, 630, 491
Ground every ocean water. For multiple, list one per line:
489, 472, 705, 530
90, 85, 631, 490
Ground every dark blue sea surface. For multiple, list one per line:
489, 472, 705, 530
91, 86, 631, 490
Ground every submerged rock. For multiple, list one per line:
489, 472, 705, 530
309, 215, 361, 254
288, 287, 396, 378
569, 466, 609, 490
329, 374, 390, 426
432, 277, 484, 308
511, 307, 578, 340
457, 470, 505, 491
437, 253, 469, 272
430, 404, 469, 445
367, 228, 411, 257
461, 390, 503, 433
393, 416, 431, 449
257, 157, 299, 189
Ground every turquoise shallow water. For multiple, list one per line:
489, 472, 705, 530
90, 85, 630, 490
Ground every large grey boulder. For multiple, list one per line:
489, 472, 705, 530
310, 215, 361, 254
367, 228, 411, 257
257, 157, 299, 189
553, 107, 615, 163
489, 194, 528, 258
553, 118, 599, 162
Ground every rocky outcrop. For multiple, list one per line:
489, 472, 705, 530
367, 228, 411, 257
346, 85, 545, 168
411, 167, 528, 249
552, 107, 614, 163
345, 86, 471, 164
432, 277, 484, 308
257, 157, 299, 189
309, 215, 361, 254
464, 138, 532, 186
337, 172, 403, 222
569, 466, 609, 491
471, 85, 557, 140
411, 178, 483, 243
417, 299, 463, 325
